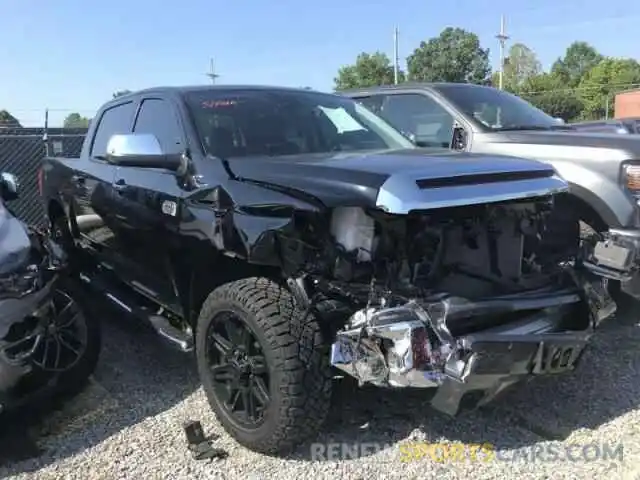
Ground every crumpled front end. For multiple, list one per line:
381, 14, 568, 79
329, 268, 614, 416
0, 215, 68, 410
204, 151, 620, 417
319, 178, 618, 416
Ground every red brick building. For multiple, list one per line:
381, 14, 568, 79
615, 89, 640, 118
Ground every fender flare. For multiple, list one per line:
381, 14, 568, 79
550, 161, 636, 229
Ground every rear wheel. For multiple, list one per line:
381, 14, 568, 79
195, 277, 333, 455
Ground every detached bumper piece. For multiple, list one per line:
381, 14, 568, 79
330, 275, 614, 417
583, 228, 640, 284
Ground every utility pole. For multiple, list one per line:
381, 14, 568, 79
495, 15, 509, 90
393, 26, 399, 84
205, 58, 220, 84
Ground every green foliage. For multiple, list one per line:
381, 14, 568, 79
334, 52, 404, 90
63, 112, 91, 129
578, 58, 640, 120
502, 43, 541, 90
518, 73, 583, 121
407, 27, 490, 84
334, 32, 637, 123
0, 110, 21, 127
551, 42, 604, 87
491, 43, 541, 94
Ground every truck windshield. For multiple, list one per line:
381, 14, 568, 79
184, 89, 415, 158
433, 84, 561, 131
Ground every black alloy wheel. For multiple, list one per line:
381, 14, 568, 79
34, 288, 88, 373
196, 277, 333, 455
205, 311, 270, 428
2, 289, 87, 373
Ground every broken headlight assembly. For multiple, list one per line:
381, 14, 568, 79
0, 230, 66, 301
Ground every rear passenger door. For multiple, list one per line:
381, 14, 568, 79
109, 97, 188, 314
355, 93, 456, 148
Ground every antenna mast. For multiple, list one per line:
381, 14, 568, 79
206, 58, 220, 84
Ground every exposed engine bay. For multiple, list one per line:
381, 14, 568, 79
278, 195, 615, 413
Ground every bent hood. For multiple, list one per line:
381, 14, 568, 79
224, 149, 568, 214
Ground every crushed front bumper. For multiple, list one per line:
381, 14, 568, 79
429, 329, 590, 416
329, 274, 615, 417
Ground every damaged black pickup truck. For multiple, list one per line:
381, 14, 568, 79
40, 86, 626, 455
0, 172, 100, 414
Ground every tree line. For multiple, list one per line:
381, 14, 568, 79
334, 27, 640, 122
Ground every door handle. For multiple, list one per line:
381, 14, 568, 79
71, 175, 85, 185
114, 178, 126, 191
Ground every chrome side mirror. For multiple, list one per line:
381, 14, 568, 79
105, 134, 182, 171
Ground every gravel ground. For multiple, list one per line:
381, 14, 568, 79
2, 296, 640, 480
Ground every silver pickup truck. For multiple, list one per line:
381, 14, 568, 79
341, 83, 640, 297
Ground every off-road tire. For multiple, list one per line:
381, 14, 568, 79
195, 277, 333, 455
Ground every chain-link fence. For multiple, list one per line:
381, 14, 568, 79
0, 127, 87, 226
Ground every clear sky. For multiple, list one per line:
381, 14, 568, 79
2, 0, 639, 126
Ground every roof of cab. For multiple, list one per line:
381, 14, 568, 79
101, 84, 336, 109
116, 84, 325, 97
338, 82, 494, 95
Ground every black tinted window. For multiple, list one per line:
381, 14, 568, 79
91, 102, 135, 157
184, 89, 413, 158
378, 94, 454, 148
133, 99, 183, 154
622, 121, 636, 133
